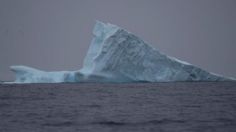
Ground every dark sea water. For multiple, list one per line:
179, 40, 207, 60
0, 82, 236, 132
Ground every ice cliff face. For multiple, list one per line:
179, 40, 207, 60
9, 21, 233, 83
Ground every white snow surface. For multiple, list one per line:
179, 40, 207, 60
9, 21, 233, 83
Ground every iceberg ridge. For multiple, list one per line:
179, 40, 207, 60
10, 66, 75, 83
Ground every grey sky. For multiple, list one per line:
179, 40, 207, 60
0, 0, 235, 81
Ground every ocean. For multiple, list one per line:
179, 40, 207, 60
0, 82, 235, 132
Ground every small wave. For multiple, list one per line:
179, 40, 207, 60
42, 121, 75, 127
93, 121, 126, 126
0, 103, 10, 108
91, 119, 186, 126
0, 96, 44, 101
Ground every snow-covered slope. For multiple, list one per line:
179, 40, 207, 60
9, 21, 234, 83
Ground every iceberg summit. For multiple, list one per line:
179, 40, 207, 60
10, 21, 234, 83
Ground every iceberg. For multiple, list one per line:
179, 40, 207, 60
9, 21, 234, 83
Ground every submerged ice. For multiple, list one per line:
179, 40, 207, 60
10, 21, 233, 83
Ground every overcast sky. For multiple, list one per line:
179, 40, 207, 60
0, 0, 236, 81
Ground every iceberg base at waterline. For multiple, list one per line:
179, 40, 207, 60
8, 21, 235, 83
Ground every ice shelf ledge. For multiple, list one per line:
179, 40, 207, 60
7, 21, 235, 83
